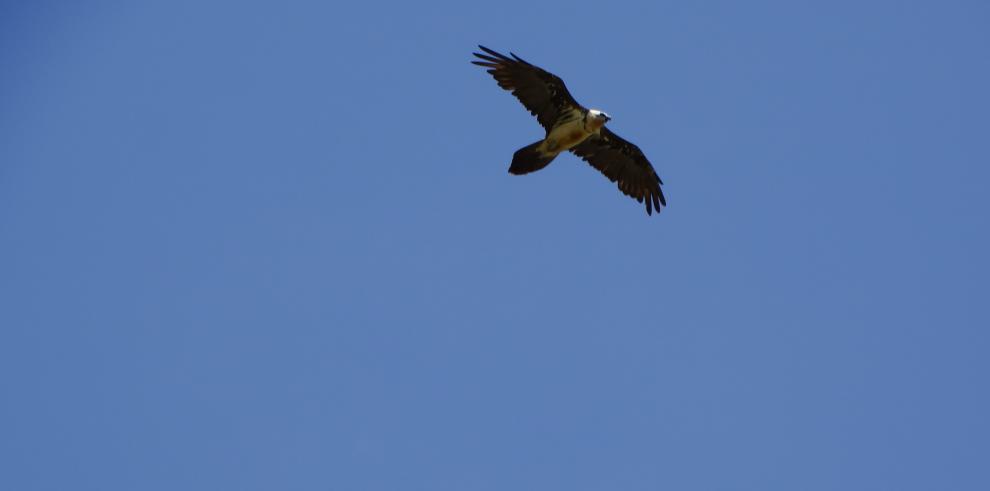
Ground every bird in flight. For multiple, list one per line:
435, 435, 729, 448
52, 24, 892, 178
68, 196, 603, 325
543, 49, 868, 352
472, 45, 666, 215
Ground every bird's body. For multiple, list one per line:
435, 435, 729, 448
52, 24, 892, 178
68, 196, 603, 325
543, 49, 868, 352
545, 108, 606, 153
472, 45, 666, 215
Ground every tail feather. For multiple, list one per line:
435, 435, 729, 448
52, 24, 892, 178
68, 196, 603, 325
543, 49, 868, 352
509, 140, 557, 175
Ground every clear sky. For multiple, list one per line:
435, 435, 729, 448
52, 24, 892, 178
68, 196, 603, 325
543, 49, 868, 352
2, 1, 988, 489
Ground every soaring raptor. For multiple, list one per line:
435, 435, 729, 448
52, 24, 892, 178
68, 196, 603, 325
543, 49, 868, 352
472, 45, 666, 215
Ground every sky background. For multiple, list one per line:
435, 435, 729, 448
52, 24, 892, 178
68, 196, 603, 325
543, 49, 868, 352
1, 1, 988, 489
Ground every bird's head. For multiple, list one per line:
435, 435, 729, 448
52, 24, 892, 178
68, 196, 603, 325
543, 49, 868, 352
589, 109, 611, 123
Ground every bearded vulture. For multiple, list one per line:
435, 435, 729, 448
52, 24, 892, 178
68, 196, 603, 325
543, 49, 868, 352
471, 45, 666, 215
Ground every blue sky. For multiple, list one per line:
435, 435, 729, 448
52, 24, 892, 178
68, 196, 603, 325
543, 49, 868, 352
1, 1, 988, 489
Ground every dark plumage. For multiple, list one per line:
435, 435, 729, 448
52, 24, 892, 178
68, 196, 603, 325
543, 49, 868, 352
472, 45, 666, 215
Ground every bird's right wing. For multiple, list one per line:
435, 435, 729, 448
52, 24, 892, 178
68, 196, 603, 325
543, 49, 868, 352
471, 45, 584, 132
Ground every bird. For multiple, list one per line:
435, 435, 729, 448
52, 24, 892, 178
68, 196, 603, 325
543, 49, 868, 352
471, 45, 666, 215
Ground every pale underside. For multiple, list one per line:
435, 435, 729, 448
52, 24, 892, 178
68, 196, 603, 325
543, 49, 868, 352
540, 108, 605, 155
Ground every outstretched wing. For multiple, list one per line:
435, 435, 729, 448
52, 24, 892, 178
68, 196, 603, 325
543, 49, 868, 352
570, 127, 666, 215
471, 45, 584, 132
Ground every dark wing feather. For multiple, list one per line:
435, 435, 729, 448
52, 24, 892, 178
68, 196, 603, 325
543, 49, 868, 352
570, 127, 666, 215
471, 45, 583, 131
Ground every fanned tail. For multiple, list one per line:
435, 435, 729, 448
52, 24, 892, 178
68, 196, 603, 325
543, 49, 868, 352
509, 140, 557, 175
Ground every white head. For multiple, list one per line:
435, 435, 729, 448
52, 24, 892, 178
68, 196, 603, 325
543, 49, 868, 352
588, 109, 612, 123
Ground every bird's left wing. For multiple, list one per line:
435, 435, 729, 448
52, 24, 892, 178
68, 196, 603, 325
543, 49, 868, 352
471, 45, 583, 132
570, 127, 666, 215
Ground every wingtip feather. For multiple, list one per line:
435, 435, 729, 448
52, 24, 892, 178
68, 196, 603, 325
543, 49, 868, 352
478, 45, 511, 61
